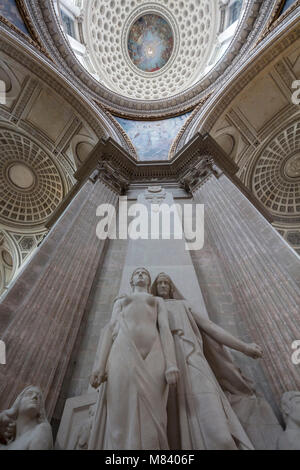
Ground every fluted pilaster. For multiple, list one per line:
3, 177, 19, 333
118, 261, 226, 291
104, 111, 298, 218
193, 174, 300, 401
0, 180, 118, 417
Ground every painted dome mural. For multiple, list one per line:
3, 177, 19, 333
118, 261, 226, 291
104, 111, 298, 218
127, 14, 174, 73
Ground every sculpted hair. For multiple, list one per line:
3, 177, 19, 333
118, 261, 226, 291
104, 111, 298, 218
151, 273, 174, 298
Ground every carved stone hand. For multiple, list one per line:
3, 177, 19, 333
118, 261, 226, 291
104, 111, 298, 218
244, 343, 263, 359
90, 370, 107, 389
0, 412, 15, 444
165, 367, 180, 385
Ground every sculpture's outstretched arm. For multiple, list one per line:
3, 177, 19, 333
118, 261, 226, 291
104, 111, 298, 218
190, 304, 262, 359
157, 297, 179, 385
90, 299, 122, 388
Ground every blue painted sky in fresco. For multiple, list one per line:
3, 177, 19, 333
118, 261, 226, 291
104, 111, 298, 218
128, 14, 173, 72
115, 113, 191, 161
281, 0, 297, 13
0, 0, 29, 35
133, 30, 167, 71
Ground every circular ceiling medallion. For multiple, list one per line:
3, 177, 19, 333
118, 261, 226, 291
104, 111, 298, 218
283, 153, 300, 179
128, 14, 174, 73
7, 162, 36, 190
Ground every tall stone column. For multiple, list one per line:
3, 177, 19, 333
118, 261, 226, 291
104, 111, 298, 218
192, 173, 300, 401
0, 178, 118, 417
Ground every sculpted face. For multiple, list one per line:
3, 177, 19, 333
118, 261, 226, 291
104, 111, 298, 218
290, 396, 300, 424
131, 268, 151, 290
156, 276, 171, 299
18, 387, 42, 417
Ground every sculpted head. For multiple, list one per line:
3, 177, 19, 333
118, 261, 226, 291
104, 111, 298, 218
152, 273, 174, 299
281, 391, 300, 425
130, 267, 151, 292
0, 386, 48, 444
11, 386, 47, 423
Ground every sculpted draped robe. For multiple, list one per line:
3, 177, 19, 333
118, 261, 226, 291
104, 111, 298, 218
163, 298, 282, 450
88, 293, 177, 450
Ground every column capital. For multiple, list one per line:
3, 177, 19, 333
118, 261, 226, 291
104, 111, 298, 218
180, 156, 221, 194
89, 160, 130, 195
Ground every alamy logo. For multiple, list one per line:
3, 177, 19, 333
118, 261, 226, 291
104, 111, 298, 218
0, 340, 6, 365
96, 197, 204, 251
0, 80, 6, 105
292, 80, 300, 105
291, 340, 300, 365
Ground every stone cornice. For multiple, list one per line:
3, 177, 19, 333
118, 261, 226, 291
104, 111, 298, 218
24, 0, 275, 119
74, 133, 239, 184
256, 0, 300, 45
46, 132, 273, 226
46, 132, 236, 227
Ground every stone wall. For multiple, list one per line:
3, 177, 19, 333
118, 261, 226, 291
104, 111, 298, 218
190, 174, 300, 414
52, 235, 128, 432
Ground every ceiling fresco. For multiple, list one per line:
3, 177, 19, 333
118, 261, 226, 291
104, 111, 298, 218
115, 112, 191, 161
127, 14, 174, 73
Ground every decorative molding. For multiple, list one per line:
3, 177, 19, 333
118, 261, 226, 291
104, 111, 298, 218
168, 96, 212, 159
11, 77, 39, 122
0, 0, 51, 59
180, 156, 220, 194
227, 109, 259, 147
90, 160, 130, 196
0, 127, 67, 229
274, 57, 297, 89
255, 0, 300, 45
94, 103, 138, 158
56, 117, 81, 152
73, 133, 238, 184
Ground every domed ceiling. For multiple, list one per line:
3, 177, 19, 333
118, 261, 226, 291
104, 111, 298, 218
55, 0, 246, 103
84, 0, 219, 100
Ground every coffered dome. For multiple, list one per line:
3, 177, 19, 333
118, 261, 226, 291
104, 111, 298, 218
51, 0, 250, 107
82, 0, 219, 100
251, 121, 300, 220
0, 129, 67, 227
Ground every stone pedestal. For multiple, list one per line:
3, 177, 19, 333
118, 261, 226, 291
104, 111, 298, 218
0, 179, 118, 417
55, 392, 98, 450
192, 174, 300, 401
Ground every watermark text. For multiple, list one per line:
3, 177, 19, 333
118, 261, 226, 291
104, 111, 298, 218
96, 197, 204, 251
292, 80, 300, 105
291, 340, 300, 365
0, 340, 6, 365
